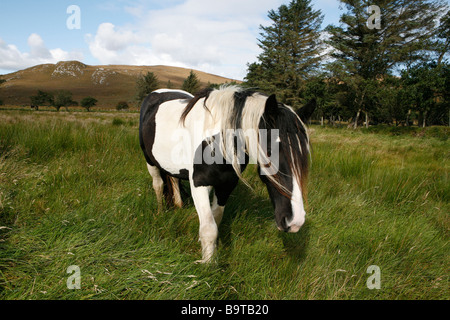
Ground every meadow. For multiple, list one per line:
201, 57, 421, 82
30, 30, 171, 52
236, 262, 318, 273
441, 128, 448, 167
0, 108, 448, 300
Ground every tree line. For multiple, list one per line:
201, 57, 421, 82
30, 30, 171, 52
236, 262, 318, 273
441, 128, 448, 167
245, 0, 449, 127
29, 90, 98, 112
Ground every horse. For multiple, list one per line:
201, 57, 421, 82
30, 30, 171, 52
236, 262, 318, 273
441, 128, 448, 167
139, 86, 315, 263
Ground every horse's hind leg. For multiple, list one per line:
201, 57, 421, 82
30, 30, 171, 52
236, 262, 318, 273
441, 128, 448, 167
167, 176, 183, 208
147, 164, 164, 212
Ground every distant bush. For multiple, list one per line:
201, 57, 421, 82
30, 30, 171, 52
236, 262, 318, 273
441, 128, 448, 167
364, 125, 418, 136
112, 118, 126, 126
116, 101, 129, 111
423, 126, 449, 141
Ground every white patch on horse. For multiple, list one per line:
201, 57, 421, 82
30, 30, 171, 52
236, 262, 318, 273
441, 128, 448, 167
153, 89, 194, 97
152, 99, 197, 175
287, 177, 306, 233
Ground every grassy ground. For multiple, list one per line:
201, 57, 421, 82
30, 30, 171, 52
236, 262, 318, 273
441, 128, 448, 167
0, 109, 448, 300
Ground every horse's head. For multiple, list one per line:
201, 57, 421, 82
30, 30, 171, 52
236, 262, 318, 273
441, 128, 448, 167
258, 94, 315, 233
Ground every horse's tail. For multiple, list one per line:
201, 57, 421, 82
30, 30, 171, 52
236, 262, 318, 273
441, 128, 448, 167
164, 176, 183, 208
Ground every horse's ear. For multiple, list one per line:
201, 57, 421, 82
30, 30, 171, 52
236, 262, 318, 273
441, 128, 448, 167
265, 94, 278, 117
297, 98, 316, 122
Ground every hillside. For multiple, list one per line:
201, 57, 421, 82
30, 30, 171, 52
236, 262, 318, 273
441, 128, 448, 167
0, 61, 239, 107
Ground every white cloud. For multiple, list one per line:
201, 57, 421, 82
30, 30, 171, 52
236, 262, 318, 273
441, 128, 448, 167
0, 34, 83, 72
92, 23, 141, 51
27, 33, 52, 59
87, 0, 286, 80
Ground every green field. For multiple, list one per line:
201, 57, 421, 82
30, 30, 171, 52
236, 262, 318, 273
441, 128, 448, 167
0, 109, 448, 300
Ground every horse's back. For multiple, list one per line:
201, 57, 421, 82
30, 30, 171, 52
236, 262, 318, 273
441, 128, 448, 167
140, 89, 193, 122
139, 89, 193, 166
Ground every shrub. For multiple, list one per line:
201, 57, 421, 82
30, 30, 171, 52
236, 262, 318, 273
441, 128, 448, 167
116, 101, 129, 111
112, 118, 125, 126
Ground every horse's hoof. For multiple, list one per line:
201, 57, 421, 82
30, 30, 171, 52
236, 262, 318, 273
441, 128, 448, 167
194, 259, 209, 264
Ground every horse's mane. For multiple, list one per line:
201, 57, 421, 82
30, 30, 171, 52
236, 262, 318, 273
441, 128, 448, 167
180, 85, 310, 200
270, 106, 310, 201
180, 87, 214, 125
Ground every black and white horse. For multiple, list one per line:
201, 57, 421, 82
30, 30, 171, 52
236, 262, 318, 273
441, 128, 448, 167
139, 86, 315, 263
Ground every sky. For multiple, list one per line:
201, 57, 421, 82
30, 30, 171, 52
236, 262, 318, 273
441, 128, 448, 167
0, 0, 444, 80
0, 0, 345, 80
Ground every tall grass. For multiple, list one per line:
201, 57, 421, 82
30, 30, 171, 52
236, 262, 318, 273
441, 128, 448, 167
0, 111, 448, 299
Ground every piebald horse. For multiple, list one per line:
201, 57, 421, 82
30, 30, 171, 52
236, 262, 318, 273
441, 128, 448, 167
139, 86, 315, 263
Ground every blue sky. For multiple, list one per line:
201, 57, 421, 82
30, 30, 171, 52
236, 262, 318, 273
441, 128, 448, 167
0, 0, 444, 80
0, 0, 344, 79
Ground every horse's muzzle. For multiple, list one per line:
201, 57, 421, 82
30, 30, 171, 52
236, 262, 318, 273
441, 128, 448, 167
277, 217, 303, 233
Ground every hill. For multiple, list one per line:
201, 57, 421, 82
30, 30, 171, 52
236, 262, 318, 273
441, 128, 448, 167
0, 61, 240, 107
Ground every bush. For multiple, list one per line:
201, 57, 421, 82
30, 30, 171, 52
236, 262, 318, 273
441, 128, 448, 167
423, 126, 449, 141
116, 101, 129, 111
112, 118, 126, 126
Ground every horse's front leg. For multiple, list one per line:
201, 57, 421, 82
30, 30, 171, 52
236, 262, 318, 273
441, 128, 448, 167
189, 182, 217, 263
211, 177, 239, 226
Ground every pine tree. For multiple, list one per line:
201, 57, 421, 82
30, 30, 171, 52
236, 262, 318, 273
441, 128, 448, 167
245, 0, 324, 107
182, 70, 201, 94
433, 11, 450, 66
135, 72, 160, 104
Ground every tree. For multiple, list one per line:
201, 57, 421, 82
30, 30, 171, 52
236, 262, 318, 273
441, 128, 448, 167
54, 90, 76, 112
245, 0, 324, 107
432, 11, 450, 66
80, 97, 98, 112
30, 90, 54, 110
116, 101, 129, 111
373, 76, 409, 126
325, 0, 447, 127
401, 61, 449, 126
182, 70, 201, 94
303, 74, 348, 126
166, 80, 174, 89
136, 72, 160, 104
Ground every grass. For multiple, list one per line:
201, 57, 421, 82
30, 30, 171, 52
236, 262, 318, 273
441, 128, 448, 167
0, 109, 448, 300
